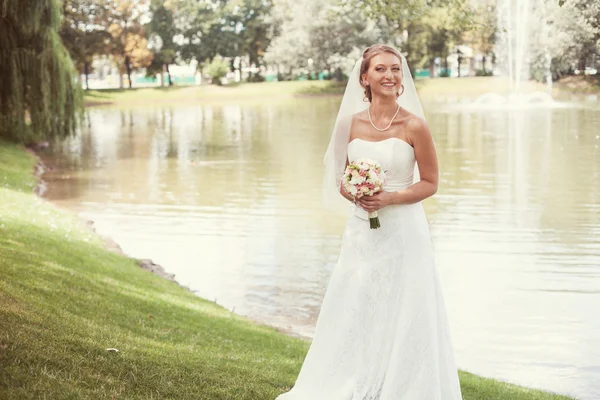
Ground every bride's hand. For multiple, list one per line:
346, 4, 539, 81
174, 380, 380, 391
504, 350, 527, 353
356, 191, 393, 212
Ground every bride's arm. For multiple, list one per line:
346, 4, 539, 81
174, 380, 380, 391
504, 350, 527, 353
339, 158, 355, 203
389, 117, 439, 204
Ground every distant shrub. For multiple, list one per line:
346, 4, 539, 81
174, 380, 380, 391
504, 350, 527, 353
475, 69, 493, 77
205, 55, 230, 85
247, 74, 265, 83
277, 72, 293, 81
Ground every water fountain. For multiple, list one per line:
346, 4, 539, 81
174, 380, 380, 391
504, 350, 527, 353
472, 0, 555, 107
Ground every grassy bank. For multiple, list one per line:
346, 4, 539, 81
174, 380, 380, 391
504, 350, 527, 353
0, 140, 575, 399
553, 74, 600, 94
83, 80, 346, 107
84, 74, 599, 107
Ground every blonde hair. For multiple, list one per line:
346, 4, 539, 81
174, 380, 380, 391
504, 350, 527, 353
360, 44, 403, 102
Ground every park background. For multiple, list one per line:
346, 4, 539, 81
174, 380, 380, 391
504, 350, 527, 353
1, 0, 599, 399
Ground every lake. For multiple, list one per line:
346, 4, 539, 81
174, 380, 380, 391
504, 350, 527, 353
40, 93, 600, 400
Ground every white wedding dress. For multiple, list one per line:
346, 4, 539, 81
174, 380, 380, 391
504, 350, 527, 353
277, 137, 463, 400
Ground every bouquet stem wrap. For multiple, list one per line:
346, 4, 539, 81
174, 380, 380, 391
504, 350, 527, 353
368, 211, 381, 229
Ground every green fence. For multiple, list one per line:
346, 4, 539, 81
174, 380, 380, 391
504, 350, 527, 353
134, 74, 196, 85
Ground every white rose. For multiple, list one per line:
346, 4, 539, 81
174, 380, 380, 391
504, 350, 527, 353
350, 171, 365, 185
348, 185, 358, 195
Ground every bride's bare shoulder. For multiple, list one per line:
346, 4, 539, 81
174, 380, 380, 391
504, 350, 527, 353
350, 110, 369, 125
353, 109, 368, 119
403, 110, 431, 142
337, 110, 368, 129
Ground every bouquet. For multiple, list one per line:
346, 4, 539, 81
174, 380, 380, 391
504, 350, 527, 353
342, 158, 386, 229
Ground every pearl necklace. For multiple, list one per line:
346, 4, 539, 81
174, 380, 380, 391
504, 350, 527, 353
368, 105, 400, 132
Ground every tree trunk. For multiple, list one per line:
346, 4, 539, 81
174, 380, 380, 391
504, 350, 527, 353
125, 55, 132, 89
443, 55, 449, 77
166, 63, 173, 86
248, 53, 254, 81
578, 54, 587, 72
335, 67, 342, 82
84, 62, 90, 90
482, 55, 487, 74
429, 58, 435, 78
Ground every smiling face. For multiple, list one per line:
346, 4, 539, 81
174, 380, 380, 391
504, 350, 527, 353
361, 52, 403, 101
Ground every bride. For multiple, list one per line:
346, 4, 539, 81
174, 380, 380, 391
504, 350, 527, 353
276, 44, 463, 400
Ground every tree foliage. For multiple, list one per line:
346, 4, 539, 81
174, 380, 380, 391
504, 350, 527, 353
355, 0, 475, 72
146, 0, 177, 85
205, 54, 230, 84
0, 0, 82, 142
172, 0, 235, 66
60, 0, 113, 90
108, 0, 154, 88
8, 0, 589, 111
536, 0, 600, 79
461, 0, 496, 73
231, 0, 275, 71
265, 0, 392, 79
172, 0, 275, 79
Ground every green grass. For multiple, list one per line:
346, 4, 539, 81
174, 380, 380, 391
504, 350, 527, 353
0, 139, 37, 192
553, 74, 600, 94
0, 141, 576, 399
84, 80, 345, 106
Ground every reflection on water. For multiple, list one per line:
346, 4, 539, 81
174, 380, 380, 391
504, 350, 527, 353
41, 97, 600, 399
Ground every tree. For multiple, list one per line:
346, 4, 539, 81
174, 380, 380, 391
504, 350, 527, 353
462, 0, 497, 74
357, 0, 477, 23
108, 0, 153, 88
309, 7, 392, 77
174, 0, 231, 67
422, 4, 467, 76
229, 0, 276, 80
561, 0, 600, 72
356, 0, 473, 76
173, 0, 275, 81
360, 0, 580, 77
358, 0, 567, 20
527, 0, 600, 81
146, 0, 177, 86
60, 0, 113, 90
264, 0, 313, 77
205, 54, 230, 84
0, 0, 82, 142
265, 0, 392, 80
